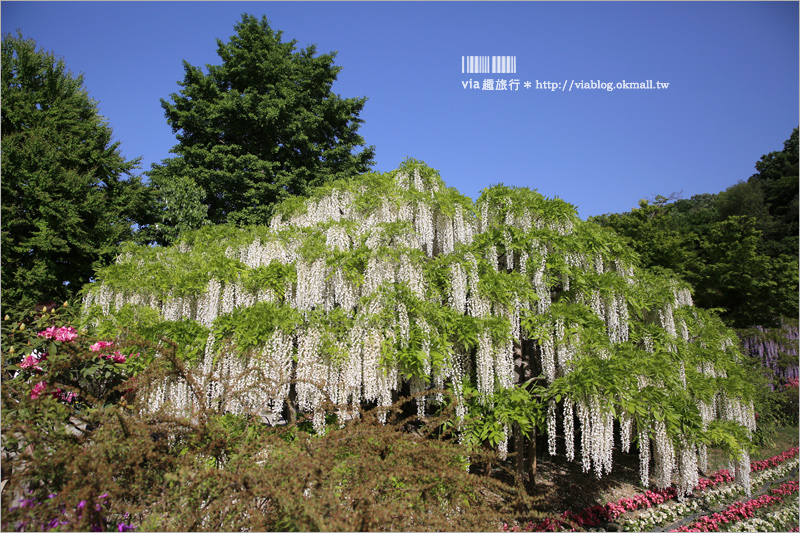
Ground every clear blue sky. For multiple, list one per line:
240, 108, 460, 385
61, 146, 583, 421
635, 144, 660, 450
3, 1, 797, 218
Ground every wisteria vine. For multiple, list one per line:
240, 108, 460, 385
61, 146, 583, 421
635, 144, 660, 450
82, 159, 759, 492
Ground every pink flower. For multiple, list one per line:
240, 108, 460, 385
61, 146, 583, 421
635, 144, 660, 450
52, 389, 76, 403
90, 340, 115, 352
38, 326, 57, 339
30, 381, 47, 399
19, 353, 43, 372
112, 351, 126, 364
54, 327, 77, 342
38, 326, 78, 342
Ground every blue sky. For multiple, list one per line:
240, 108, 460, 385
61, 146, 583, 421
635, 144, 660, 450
3, 1, 797, 218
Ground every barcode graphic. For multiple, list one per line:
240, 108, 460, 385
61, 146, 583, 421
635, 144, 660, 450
462, 56, 516, 74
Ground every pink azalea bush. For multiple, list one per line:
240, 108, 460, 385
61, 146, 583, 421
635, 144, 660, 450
4, 308, 145, 532
16, 326, 139, 405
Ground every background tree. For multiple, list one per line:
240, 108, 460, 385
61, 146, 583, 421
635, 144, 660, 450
747, 128, 798, 258
694, 215, 789, 327
591, 128, 799, 329
139, 174, 210, 246
590, 194, 696, 281
1, 32, 151, 310
148, 13, 375, 239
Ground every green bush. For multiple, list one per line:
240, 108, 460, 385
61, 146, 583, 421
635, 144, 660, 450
774, 380, 799, 426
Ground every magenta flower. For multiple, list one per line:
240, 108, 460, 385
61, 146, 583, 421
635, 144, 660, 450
38, 326, 78, 342
90, 340, 115, 352
54, 326, 78, 342
52, 389, 76, 403
38, 326, 58, 339
19, 353, 43, 372
112, 351, 126, 364
30, 381, 47, 399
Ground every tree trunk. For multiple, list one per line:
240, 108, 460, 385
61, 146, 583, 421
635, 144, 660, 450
527, 425, 537, 486
514, 422, 525, 487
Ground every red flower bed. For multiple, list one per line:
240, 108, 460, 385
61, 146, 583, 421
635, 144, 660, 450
503, 447, 799, 532
750, 447, 799, 473
671, 480, 799, 532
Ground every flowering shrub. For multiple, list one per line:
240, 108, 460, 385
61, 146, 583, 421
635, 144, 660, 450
80, 160, 761, 492
2, 303, 150, 530
4, 308, 140, 410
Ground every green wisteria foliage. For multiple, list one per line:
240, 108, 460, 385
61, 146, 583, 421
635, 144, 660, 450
82, 160, 759, 494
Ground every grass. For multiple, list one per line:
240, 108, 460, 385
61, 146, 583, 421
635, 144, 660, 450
750, 425, 800, 462
704, 425, 799, 473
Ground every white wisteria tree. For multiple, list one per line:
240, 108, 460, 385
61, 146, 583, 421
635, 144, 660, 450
82, 159, 758, 494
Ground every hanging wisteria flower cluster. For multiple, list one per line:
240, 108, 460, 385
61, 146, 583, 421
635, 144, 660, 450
740, 322, 799, 387
83, 159, 759, 494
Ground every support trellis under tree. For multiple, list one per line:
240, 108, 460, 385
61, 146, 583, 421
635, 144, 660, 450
83, 159, 758, 496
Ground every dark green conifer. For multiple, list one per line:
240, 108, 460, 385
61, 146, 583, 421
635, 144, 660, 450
148, 13, 375, 239
1, 32, 149, 308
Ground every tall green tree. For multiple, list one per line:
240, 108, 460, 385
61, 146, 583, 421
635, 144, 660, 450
590, 195, 696, 281
147, 13, 375, 238
1, 32, 150, 309
747, 128, 799, 257
695, 215, 793, 328
143, 174, 210, 246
